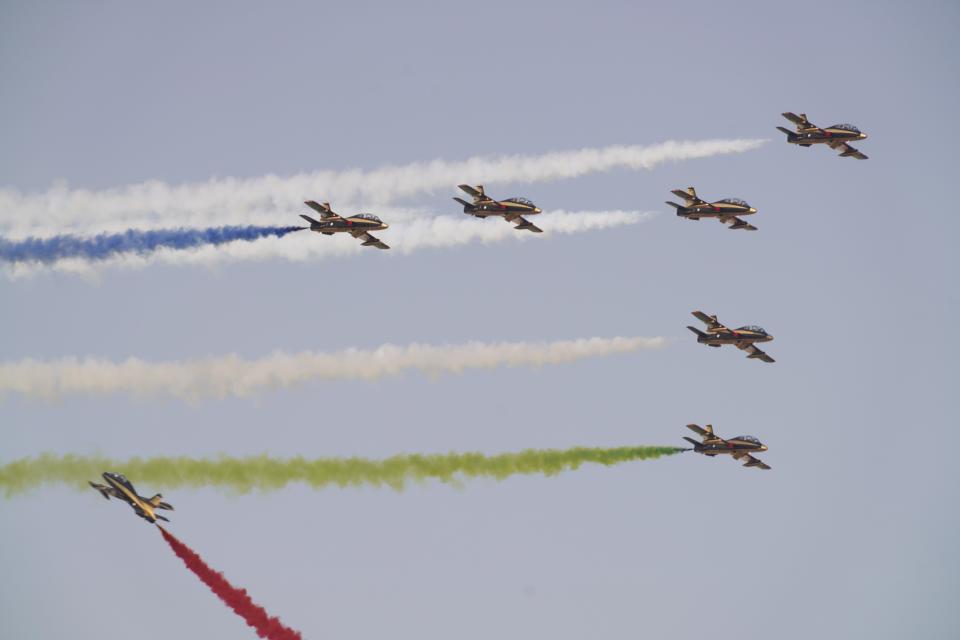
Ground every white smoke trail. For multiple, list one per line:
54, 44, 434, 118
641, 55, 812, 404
0, 336, 668, 400
2, 209, 653, 278
0, 138, 765, 236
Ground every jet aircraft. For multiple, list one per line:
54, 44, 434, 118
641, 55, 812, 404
454, 184, 543, 233
682, 424, 771, 470
666, 187, 758, 231
89, 472, 174, 524
299, 200, 390, 249
777, 112, 868, 159
687, 310, 775, 363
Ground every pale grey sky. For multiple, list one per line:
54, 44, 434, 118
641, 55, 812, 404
1, 1, 957, 638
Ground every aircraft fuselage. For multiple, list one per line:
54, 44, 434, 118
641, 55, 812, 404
695, 330, 773, 346
102, 473, 160, 523
676, 203, 757, 220
786, 128, 867, 146
310, 219, 388, 234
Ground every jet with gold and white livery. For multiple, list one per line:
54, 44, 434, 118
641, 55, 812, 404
666, 187, 758, 231
299, 200, 390, 250
687, 310, 775, 363
89, 472, 174, 524
454, 184, 543, 233
777, 112, 868, 160
683, 424, 771, 470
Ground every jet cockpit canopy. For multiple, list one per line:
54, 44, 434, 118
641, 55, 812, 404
504, 197, 535, 206
735, 435, 762, 444
354, 213, 382, 222
718, 198, 750, 207
738, 325, 767, 334
828, 123, 860, 133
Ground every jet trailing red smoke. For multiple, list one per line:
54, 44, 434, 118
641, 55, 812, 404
157, 526, 302, 640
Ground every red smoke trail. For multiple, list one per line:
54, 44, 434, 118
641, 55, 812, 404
157, 526, 302, 640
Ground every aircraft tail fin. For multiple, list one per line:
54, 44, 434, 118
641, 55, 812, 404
776, 126, 797, 141
665, 201, 685, 212
453, 197, 473, 211
155, 514, 170, 522
148, 494, 174, 510
686, 326, 708, 339
682, 436, 702, 449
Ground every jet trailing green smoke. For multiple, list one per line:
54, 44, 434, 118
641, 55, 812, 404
0, 446, 684, 496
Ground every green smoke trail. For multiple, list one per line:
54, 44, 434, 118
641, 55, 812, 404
0, 446, 684, 496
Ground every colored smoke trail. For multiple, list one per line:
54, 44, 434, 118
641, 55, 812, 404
2, 209, 650, 277
0, 138, 766, 235
0, 447, 685, 495
0, 225, 305, 265
0, 335, 667, 400
157, 526, 302, 640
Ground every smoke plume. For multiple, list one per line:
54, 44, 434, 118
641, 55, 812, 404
157, 526, 302, 640
1, 447, 685, 495
3, 209, 650, 277
0, 225, 304, 265
0, 336, 667, 400
0, 138, 765, 236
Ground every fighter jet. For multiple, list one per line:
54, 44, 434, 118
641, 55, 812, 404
454, 185, 543, 233
777, 112, 868, 159
687, 310, 775, 363
666, 187, 758, 231
89, 472, 174, 524
299, 201, 390, 249
682, 424, 771, 470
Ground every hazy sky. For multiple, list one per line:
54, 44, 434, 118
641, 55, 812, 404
1, 1, 957, 638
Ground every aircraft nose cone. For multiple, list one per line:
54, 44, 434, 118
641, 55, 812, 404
860, 133, 868, 139
382, 223, 390, 229
534, 208, 542, 213
749, 208, 757, 213
761, 445, 768, 451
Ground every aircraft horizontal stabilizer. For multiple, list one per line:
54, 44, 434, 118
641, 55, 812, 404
683, 437, 701, 448
300, 214, 321, 226
775, 126, 796, 139
88, 481, 112, 500
686, 326, 708, 338
665, 201, 684, 211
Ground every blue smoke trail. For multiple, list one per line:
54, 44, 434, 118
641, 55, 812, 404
0, 225, 306, 265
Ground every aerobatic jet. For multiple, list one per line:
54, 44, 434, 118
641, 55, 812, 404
777, 112, 869, 159
89, 472, 174, 524
682, 424, 771, 470
454, 184, 543, 233
666, 187, 758, 231
299, 201, 390, 249
687, 310, 775, 363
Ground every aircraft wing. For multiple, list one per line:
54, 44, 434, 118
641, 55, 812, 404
506, 215, 543, 233
737, 342, 775, 363
691, 311, 728, 333
827, 140, 868, 160
458, 184, 483, 198
351, 230, 390, 249
304, 200, 340, 219
671, 189, 706, 206
686, 423, 711, 437
725, 216, 758, 231
740, 454, 771, 470
782, 112, 815, 129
